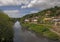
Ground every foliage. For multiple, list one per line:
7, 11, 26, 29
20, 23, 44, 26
21, 23, 59, 40
0, 11, 14, 42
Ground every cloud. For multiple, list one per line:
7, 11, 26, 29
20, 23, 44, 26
21, 0, 60, 9
4, 10, 22, 18
30, 10, 38, 13
0, 0, 29, 6
4, 10, 20, 13
1, 0, 60, 10
0, 0, 60, 18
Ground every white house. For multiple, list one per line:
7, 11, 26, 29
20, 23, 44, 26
24, 19, 29, 22
31, 19, 38, 24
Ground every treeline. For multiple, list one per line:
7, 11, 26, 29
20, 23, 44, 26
0, 10, 14, 42
9, 18, 21, 24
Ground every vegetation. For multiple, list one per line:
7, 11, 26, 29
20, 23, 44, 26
20, 6, 60, 40
0, 10, 14, 42
21, 23, 60, 40
9, 18, 21, 24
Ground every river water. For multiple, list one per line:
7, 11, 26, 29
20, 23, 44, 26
13, 21, 60, 42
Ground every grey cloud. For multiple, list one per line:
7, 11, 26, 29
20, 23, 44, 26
0, 0, 30, 6
4, 10, 22, 18
21, 0, 60, 10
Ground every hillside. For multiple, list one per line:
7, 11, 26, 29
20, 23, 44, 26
20, 6, 60, 40
22, 6, 60, 18
20, 6, 60, 24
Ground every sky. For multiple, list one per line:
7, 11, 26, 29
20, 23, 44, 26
0, 0, 60, 18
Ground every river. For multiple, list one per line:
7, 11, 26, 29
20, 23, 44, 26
13, 21, 60, 42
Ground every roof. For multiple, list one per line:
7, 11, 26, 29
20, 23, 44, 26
53, 19, 60, 22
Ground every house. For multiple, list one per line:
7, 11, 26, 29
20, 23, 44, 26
24, 19, 29, 22
43, 18, 53, 21
52, 17, 55, 19
31, 18, 38, 24
43, 17, 53, 23
35, 16, 39, 19
53, 19, 60, 26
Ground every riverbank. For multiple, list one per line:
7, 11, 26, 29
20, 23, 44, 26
20, 22, 60, 40
13, 21, 60, 42
19, 6, 60, 41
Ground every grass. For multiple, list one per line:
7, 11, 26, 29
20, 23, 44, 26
43, 31, 60, 40
21, 22, 60, 40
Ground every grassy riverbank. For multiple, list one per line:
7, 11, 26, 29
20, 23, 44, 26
21, 23, 60, 40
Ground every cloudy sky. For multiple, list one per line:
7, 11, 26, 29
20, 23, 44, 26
0, 0, 60, 18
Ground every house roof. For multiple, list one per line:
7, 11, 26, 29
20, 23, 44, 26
53, 19, 60, 22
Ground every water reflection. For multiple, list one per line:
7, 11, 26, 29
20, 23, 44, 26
13, 21, 21, 28
13, 21, 60, 42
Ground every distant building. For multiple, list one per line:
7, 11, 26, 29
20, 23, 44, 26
53, 19, 60, 26
32, 19, 38, 22
35, 16, 39, 19
31, 18, 38, 24
24, 19, 29, 22
45, 13, 49, 16
52, 17, 55, 19
43, 18, 52, 21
